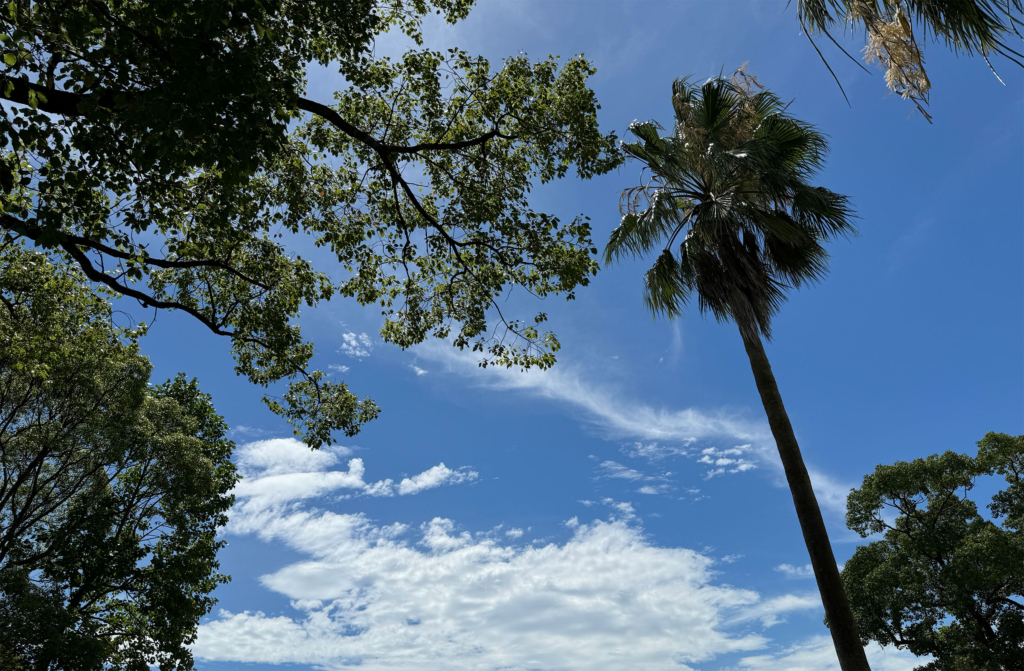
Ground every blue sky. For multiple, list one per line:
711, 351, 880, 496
133, 2, 1022, 669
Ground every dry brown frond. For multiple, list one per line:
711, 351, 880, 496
849, 1, 933, 120
730, 62, 764, 94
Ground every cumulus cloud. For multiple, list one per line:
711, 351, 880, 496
397, 463, 477, 496
415, 343, 853, 515
235, 438, 350, 478
196, 505, 822, 671
193, 438, 856, 671
229, 439, 476, 517
328, 364, 350, 374
698, 445, 758, 479
732, 635, 925, 671
775, 563, 815, 579
340, 331, 373, 358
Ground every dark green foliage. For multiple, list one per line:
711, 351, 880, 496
606, 72, 855, 339
842, 433, 1024, 671
0, 0, 620, 447
0, 243, 238, 670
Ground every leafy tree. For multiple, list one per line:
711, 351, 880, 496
842, 433, 1024, 671
605, 71, 870, 670
0, 242, 238, 670
796, 0, 1024, 119
0, 0, 621, 448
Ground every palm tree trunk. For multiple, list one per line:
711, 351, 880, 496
736, 319, 871, 671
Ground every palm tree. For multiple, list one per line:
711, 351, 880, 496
606, 72, 870, 671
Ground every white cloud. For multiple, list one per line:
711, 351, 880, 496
195, 506, 810, 671
229, 440, 475, 515
597, 460, 646, 481
415, 343, 853, 516
732, 635, 925, 671
196, 439, 843, 671
236, 438, 350, 478
328, 364, 350, 374
230, 425, 269, 438
637, 484, 669, 495
624, 440, 694, 460
409, 364, 428, 376
601, 498, 636, 520
699, 445, 758, 479
340, 331, 373, 358
775, 563, 815, 579
397, 463, 478, 496
721, 554, 743, 564
731, 593, 822, 627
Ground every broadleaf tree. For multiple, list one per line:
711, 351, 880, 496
0, 0, 621, 448
842, 433, 1024, 670
0, 242, 238, 670
605, 70, 870, 670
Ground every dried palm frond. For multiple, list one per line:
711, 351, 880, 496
798, 0, 1024, 121
851, 2, 933, 120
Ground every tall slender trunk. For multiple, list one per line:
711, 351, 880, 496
736, 318, 871, 671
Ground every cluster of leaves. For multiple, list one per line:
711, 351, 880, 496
605, 71, 854, 339
842, 433, 1024, 671
0, 241, 238, 670
0, 0, 620, 447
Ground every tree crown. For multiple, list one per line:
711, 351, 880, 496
842, 433, 1024, 670
0, 0, 621, 447
605, 71, 854, 339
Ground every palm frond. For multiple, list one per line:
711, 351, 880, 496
612, 68, 853, 337
642, 249, 690, 317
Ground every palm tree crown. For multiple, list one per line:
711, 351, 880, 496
606, 73, 855, 339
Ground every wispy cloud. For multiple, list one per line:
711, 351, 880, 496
409, 364, 428, 376
775, 563, 816, 579
733, 635, 924, 671
597, 460, 647, 481
416, 343, 853, 515
623, 440, 695, 460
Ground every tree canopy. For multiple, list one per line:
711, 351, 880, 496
0, 242, 238, 670
0, 0, 621, 447
842, 432, 1024, 670
606, 71, 855, 339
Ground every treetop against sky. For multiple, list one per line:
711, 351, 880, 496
1, 1, 1021, 670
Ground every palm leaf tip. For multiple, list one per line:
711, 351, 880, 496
642, 248, 688, 318
603, 214, 638, 264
